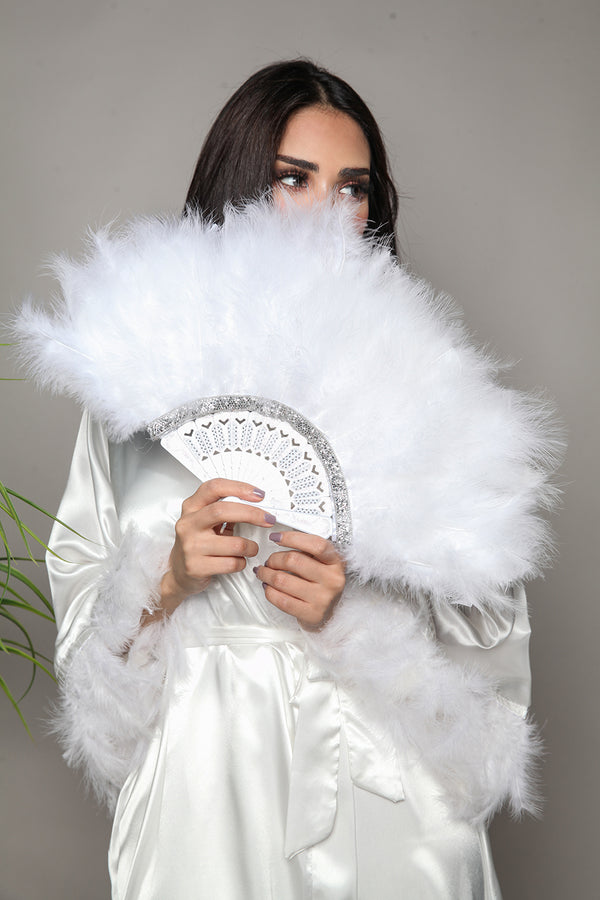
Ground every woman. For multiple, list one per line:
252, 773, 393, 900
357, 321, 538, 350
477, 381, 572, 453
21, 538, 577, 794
15, 60, 560, 899
156, 63, 381, 634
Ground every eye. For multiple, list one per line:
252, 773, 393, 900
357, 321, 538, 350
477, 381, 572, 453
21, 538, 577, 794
276, 170, 309, 190
339, 182, 369, 201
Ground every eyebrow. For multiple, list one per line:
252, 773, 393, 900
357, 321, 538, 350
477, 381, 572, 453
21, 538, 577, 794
339, 167, 370, 178
276, 155, 318, 172
276, 155, 370, 178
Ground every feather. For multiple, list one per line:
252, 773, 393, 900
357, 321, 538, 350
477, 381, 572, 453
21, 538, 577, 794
305, 580, 542, 825
12, 198, 563, 611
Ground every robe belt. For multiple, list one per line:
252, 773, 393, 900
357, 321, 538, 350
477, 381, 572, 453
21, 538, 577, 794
184, 625, 405, 858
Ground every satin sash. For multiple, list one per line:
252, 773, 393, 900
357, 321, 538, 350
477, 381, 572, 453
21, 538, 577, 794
183, 625, 405, 859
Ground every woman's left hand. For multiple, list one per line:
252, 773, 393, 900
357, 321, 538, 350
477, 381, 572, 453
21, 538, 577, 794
254, 531, 345, 630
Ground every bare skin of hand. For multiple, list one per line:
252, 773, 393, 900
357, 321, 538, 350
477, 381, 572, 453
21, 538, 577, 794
254, 531, 346, 631
141, 478, 274, 626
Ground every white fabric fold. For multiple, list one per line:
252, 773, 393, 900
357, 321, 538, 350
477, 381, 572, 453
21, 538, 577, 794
283, 663, 406, 858
47, 412, 180, 810
50, 527, 175, 810
338, 684, 405, 802
284, 663, 341, 858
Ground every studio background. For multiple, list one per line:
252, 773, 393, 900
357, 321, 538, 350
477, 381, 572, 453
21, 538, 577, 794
1, 1, 597, 897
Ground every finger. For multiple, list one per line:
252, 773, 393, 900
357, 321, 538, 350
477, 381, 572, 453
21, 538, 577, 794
268, 531, 343, 565
174, 554, 249, 587
262, 549, 324, 583
182, 478, 266, 514
199, 535, 260, 559
260, 582, 327, 630
260, 581, 310, 617
188, 500, 277, 530
197, 555, 249, 577
254, 564, 315, 603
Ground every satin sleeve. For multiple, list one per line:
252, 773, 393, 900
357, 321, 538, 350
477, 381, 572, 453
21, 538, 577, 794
429, 588, 532, 712
48, 410, 122, 673
46, 411, 174, 810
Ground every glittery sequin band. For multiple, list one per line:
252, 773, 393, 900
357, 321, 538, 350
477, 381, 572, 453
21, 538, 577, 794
147, 396, 352, 545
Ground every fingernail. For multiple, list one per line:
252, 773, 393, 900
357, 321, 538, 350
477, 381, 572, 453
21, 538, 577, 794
252, 488, 265, 499
262, 582, 268, 590
252, 566, 259, 575
264, 513, 277, 525
269, 532, 282, 543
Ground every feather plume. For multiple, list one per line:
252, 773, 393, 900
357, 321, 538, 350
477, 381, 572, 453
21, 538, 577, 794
12, 198, 564, 611
305, 581, 541, 825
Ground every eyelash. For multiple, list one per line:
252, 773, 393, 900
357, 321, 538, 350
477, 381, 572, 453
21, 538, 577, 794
275, 169, 369, 200
340, 182, 370, 200
276, 170, 310, 189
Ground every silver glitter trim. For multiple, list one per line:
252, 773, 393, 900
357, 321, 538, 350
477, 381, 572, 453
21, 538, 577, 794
147, 395, 352, 545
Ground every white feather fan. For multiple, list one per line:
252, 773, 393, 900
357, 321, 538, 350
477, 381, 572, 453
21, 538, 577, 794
12, 199, 563, 610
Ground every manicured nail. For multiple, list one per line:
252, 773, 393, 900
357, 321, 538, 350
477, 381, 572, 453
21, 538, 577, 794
269, 532, 282, 543
252, 488, 265, 499
262, 582, 268, 590
264, 513, 277, 525
252, 566, 259, 575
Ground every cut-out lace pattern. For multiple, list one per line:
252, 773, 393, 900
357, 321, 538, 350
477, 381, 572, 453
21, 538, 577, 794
148, 396, 351, 545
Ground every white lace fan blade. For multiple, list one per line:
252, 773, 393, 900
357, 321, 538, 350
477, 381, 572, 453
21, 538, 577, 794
150, 398, 352, 544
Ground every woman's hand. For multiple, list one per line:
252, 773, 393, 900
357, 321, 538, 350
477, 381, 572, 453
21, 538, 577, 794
255, 531, 346, 631
146, 478, 275, 624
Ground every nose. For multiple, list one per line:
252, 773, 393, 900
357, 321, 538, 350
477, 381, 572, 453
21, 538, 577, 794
312, 179, 330, 202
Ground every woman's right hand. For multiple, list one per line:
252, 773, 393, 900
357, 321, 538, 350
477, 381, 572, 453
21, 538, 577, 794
146, 478, 275, 623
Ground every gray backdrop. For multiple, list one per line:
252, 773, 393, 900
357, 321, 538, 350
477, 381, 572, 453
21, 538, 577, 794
1, 1, 597, 897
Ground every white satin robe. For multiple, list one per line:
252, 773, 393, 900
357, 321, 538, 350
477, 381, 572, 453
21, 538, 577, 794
47, 413, 533, 899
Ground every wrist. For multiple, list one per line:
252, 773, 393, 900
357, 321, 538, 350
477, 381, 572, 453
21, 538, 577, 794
139, 571, 187, 628
141, 554, 217, 628
159, 570, 189, 613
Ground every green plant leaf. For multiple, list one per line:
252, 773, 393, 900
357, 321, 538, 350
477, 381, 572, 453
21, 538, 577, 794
0, 517, 12, 603
0, 485, 92, 570
0, 482, 34, 559
2, 347, 63, 728
0, 673, 33, 737
0, 606, 37, 650
6, 488, 90, 541
3, 645, 55, 681
3, 638, 53, 665
0, 584, 41, 611
0, 556, 45, 563
3, 637, 52, 660
1, 596, 55, 623
0, 564, 54, 615
0, 607, 41, 702
0, 512, 46, 558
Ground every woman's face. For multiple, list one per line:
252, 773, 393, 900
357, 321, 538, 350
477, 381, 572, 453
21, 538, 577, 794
273, 105, 371, 229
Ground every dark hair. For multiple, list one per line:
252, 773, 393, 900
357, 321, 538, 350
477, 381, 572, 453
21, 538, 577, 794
184, 60, 399, 257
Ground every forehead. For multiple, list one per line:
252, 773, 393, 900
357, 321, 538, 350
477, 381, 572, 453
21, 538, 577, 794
277, 106, 370, 165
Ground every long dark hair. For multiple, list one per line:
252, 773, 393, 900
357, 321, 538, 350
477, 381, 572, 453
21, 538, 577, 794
184, 60, 399, 257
